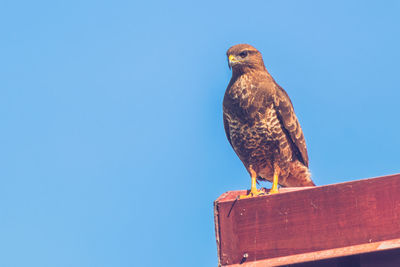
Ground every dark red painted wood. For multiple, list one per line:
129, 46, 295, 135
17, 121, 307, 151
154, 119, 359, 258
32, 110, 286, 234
214, 174, 400, 266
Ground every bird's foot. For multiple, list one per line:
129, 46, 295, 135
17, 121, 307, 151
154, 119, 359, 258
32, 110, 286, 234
268, 187, 279, 194
239, 188, 266, 199
268, 165, 280, 194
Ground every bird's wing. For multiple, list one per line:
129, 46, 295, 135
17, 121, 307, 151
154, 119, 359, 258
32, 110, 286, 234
273, 84, 309, 167
223, 112, 233, 147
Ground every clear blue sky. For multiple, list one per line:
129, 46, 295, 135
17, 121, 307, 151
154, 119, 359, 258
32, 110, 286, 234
1, 1, 400, 266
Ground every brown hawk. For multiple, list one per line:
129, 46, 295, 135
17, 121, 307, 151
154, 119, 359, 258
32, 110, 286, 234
223, 44, 315, 198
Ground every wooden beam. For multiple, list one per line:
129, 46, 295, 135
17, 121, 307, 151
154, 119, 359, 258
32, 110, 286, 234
214, 174, 400, 266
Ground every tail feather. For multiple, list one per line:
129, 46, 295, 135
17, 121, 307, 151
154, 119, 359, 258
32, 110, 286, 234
284, 160, 315, 187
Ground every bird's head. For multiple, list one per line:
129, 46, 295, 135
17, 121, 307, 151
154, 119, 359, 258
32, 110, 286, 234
227, 44, 266, 74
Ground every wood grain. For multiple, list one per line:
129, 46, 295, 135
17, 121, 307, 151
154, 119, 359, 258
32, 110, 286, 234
214, 174, 400, 266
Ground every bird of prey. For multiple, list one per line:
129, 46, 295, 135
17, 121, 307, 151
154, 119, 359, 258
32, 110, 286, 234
223, 44, 315, 198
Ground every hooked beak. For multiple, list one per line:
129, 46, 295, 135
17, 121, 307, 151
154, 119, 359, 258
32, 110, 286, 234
228, 54, 238, 69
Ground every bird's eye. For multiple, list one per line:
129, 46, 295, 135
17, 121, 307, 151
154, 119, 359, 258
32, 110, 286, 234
239, 51, 248, 58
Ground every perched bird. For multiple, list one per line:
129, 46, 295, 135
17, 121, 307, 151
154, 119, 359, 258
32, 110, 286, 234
223, 44, 315, 198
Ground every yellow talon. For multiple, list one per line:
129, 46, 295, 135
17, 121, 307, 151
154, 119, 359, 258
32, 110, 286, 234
240, 166, 266, 199
268, 165, 280, 194
240, 165, 281, 198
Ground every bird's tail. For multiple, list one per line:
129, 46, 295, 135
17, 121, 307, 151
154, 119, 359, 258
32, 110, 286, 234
285, 160, 316, 187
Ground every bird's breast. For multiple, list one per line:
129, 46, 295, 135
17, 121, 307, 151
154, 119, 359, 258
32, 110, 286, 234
225, 104, 281, 145
227, 75, 256, 102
